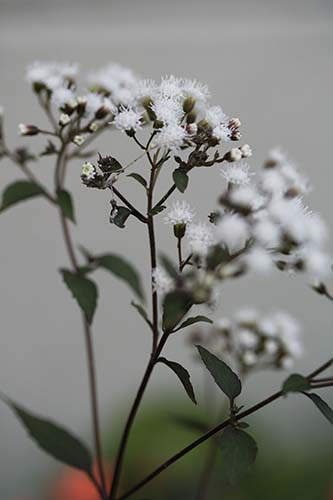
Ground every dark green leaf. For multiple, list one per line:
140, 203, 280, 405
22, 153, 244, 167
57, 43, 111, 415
282, 374, 311, 395
304, 393, 333, 425
61, 269, 98, 324
173, 169, 189, 193
159, 254, 179, 280
57, 189, 76, 223
162, 291, 192, 332
172, 415, 210, 434
150, 204, 166, 216
197, 346, 242, 401
96, 254, 144, 300
131, 301, 152, 329
159, 357, 196, 404
0, 180, 44, 212
1, 396, 92, 474
175, 315, 213, 332
219, 426, 258, 485
113, 206, 131, 228
127, 173, 147, 189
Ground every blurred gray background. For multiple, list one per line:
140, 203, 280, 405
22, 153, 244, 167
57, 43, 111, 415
1, 0, 333, 498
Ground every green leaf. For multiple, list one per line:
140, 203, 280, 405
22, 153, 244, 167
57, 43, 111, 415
159, 357, 197, 404
282, 374, 311, 395
96, 254, 144, 300
172, 415, 210, 434
0, 180, 44, 212
1, 396, 92, 474
131, 301, 152, 329
127, 173, 147, 189
159, 254, 179, 280
162, 291, 192, 332
197, 346, 242, 401
61, 270, 98, 324
304, 393, 333, 425
219, 426, 258, 485
113, 206, 131, 228
175, 315, 213, 332
150, 204, 166, 216
57, 189, 76, 223
173, 169, 189, 193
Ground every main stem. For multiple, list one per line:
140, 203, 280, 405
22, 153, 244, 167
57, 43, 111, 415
56, 147, 107, 498
108, 153, 161, 499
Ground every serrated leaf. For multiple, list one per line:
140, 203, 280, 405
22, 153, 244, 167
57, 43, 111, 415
304, 393, 333, 425
159, 357, 196, 404
57, 189, 76, 223
127, 173, 147, 189
162, 291, 192, 332
113, 206, 131, 228
150, 204, 166, 216
173, 169, 188, 193
175, 315, 213, 332
1, 396, 92, 474
159, 254, 179, 280
96, 254, 144, 300
61, 269, 98, 324
219, 426, 258, 485
282, 374, 311, 395
197, 346, 242, 402
1, 180, 44, 212
131, 301, 152, 329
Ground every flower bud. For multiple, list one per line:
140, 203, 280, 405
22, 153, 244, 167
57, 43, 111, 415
173, 223, 186, 239
183, 96, 196, 114
240, 144, 252, 158
186, 123, 198, 135
59, 113, 71, 127
186, 110, 197, 124
88, 122, 98, 133
18, 124, 39, 136
225, 148, 242, 162
73, 135, 85, 146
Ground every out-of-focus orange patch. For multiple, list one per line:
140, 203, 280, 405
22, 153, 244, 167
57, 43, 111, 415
50, 463, 112, 500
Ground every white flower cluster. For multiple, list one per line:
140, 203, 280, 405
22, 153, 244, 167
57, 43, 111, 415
194, 307, 303, 374
214, 149, 331, 279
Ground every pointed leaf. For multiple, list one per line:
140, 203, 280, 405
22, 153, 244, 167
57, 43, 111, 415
113, 206, 131, 228
127, 173, 147, 189
197, 346, 242, 401
131, 301, 152, 330
173, 169, 188, 193
175, 315, 213, 331
1, 396, 92, 474
57, 189, 76, 223
282, 373, 311, 395
96, 254, 144, 300
150, 204, 166, 216
219, 426, 258, 485
159, 357, 196, 404
304, 392, 333, 425
61, 269, 98, 324
162, 291, 192, 332
1, 180, 44, 212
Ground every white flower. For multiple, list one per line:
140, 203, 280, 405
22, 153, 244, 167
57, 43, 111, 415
87, 63, 139, 106
252, 218, 281, 248
245, 247, 273, 273
152, 267, 173, 295
135, 79, 158, 101
264, 339, 279, 355
26, 61, 78, 86
153, 123, 187, 150
159, 75, 183, 100
238, 329, 259, 349
164, 201, 195, 225
230, 185, 263, 211
114, 108, 142, 132
151, 98, 183, 125
240, 144, 252, 158
221, 161, 254, 186
228, 148, 243, 162
242, 351, 258, 366
182, 78, 210, 103
216, 214, 249, 253
81, 161, 96, 180
59, 113, 71, 126
212, 123, 231, 142
301, 247, 331, 278
205, 106, 227, 128
186, 222, 215, 256
51, 87, 76, 109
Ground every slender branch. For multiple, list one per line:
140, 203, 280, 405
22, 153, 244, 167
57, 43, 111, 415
152, 183, 176, 212
116, 358, 333, 499
177, 237, 183, 271
112, 187, 147, 223
56, 148, 107, 499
